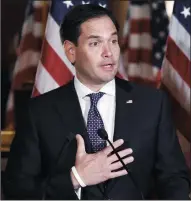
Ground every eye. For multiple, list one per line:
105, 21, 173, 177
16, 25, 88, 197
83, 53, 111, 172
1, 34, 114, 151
90, 41, 99, 47
93, 42, 98, 46
112, 39, 118, 44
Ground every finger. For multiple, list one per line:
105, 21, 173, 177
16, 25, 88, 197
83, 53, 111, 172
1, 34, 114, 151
76, 134, 86, 155
103, 139, 124, 155
110, 156, 134, 171
108, 148, 133, 163
110, 169, 128, 179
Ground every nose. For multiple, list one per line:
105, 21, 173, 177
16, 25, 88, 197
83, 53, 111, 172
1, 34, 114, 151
101, 43, 112, 58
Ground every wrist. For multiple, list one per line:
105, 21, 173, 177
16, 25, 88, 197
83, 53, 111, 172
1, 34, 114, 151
70, 169, 81, 189
70, 166, 86, 188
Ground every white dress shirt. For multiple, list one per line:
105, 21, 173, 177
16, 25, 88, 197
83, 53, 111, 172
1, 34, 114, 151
73, 76, 116, 199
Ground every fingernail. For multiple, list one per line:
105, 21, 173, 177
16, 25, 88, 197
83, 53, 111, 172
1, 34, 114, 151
129, 149, 133, 153
130, 156, 134, 162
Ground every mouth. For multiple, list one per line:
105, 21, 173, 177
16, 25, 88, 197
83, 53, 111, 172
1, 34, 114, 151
100, 63, 115, 71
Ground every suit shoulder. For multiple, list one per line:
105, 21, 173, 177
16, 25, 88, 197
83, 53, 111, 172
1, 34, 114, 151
116, 77, 165, 99
29, 81, 73, 108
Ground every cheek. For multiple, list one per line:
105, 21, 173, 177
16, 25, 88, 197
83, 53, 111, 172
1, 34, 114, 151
75, 51, 87, 65
76, 52, 95, 71
82, 51, 98, 65
114, 46, 120, 55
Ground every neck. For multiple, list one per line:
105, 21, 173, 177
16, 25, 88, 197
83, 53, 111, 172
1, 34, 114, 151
76, 76, 106, 92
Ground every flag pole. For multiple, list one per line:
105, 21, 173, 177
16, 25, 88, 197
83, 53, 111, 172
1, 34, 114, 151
41, 1, 50, 37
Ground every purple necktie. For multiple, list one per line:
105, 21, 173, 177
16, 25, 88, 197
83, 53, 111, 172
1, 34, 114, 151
87, 92, 106, 153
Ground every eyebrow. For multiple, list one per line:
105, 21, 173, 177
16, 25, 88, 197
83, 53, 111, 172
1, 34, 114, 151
87, 31, 118, 39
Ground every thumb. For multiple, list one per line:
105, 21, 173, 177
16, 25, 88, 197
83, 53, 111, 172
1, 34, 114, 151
76, 134, 86, 155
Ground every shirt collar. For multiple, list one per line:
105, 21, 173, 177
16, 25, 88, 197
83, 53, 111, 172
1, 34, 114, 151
74, 76, 116, 99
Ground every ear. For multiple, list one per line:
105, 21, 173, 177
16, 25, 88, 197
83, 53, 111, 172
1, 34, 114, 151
63, 40, 76, 63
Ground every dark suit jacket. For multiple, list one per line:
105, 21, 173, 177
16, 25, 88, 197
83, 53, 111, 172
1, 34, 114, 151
3, 77, 190, 199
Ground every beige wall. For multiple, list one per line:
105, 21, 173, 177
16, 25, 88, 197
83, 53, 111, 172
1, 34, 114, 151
108, 0, 129, 40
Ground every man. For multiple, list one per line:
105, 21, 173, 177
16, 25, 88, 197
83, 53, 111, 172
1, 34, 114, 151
4, 4, 190, 200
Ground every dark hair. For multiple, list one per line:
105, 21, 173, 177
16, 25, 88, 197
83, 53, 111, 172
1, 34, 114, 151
59, 4, 119, 46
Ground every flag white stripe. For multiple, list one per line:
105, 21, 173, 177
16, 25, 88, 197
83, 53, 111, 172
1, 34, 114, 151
35, 61, 59, 94
6, 92, 14, 111
130, 4, 151, 19
45, 14, 75, 75
177, 132, 190, 154
22, 16, 44, 37
32, 22, 44, 38
119, 55, 128, 80
129, 33, 152, 49
128, 63, 159, 80
162, 57, 190, 113
170, 15, 190, 61
13, 51, 41, 76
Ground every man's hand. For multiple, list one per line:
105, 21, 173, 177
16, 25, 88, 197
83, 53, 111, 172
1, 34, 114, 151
71, 134, 134, 188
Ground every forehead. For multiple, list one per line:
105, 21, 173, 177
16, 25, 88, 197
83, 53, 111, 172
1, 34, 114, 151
79, 16, 117, 37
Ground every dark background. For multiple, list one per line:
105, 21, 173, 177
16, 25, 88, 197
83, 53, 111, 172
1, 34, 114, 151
1, 0, 28, 129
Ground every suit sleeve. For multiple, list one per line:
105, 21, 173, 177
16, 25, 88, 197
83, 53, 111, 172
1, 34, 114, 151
155, 91, 190, 199
3, 101, 78, 200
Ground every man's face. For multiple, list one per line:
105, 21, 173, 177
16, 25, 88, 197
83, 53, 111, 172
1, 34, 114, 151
70, 15, 120, 87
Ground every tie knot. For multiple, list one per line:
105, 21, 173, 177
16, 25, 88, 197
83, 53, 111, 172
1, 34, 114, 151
88, 92, 104, 106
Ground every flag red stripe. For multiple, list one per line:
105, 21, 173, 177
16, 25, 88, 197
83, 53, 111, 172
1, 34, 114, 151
130, 19, 151, 33
160, 84, 190, 141
166, 37, 191, 87
116, 72, 123, 79
128, 76, 160, 88
12, 66, 37, 90
171, 96, 190, 142
177, 133, 191, 169
128, 49, 152, 64
32, 85, 41, 97
19, 34, 42, 53
41, 38, 74, 86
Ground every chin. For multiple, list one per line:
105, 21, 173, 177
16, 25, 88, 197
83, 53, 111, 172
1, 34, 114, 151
100, 75, 115, 83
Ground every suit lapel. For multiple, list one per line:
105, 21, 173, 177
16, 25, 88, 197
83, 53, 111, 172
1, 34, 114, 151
53, 80, 92, 153
114, 78, 134, 141
107, 78, 135, 192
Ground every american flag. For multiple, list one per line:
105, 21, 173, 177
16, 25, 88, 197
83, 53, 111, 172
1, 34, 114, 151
5, 0, 49, 130
122, 1, 169, 87
32, 0, 127, 97
161, 0, 190, 167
